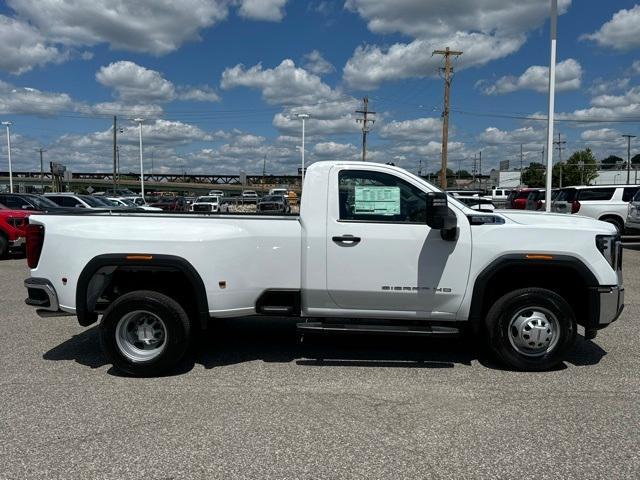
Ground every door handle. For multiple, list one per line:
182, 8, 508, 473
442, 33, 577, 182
332, 234, 361, 245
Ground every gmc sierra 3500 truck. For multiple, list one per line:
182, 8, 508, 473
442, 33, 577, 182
24, 161, 624, 375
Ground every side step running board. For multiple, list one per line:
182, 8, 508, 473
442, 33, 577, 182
297, 321, 460, 338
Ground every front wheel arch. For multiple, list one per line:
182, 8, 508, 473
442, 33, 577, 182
598, 215, 624, 233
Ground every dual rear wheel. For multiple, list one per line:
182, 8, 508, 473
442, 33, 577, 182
99, 287, 577, 376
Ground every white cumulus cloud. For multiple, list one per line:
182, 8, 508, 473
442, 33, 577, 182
582, 5, 640, 51
478, 59, 582, 95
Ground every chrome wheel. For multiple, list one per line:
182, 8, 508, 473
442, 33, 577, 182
508, 307, 559, 357
115, 310, 167, 363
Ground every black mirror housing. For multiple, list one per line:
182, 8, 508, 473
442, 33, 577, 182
426, 192, 453, 228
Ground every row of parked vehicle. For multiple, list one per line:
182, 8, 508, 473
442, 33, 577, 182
505, 185, 640, 233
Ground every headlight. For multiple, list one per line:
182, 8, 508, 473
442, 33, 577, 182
629, 205, 640, 220
596, 235, 619, 269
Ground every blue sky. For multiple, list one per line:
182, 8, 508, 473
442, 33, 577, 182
0, 0, 639, 175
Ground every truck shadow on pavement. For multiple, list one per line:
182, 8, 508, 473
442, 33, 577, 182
43, 316, 608, 376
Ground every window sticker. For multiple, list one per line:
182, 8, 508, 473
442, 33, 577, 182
354, 186, 400, 215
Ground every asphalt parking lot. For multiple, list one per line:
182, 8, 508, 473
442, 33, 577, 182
1, 254, 639, 480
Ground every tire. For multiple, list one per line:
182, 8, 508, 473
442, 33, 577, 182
485, 288, 577, 371
99, 290, 191, 376
0, 233, 7, 259
600, 216, 624, 234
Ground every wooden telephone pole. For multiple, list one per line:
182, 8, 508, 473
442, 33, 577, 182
433, 47, 462, 189
356, 97, 376, 161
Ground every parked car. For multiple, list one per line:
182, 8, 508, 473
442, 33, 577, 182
552, 185, 640, 233
121, 196, 151, 207
0, 202, 30, 258
0, 193, 70, 212
626, 190, 640, 235
25, 160, 623, 376
208, 190, 224, 197
486, 188, 512, 202
269, 188, 288, 196
525, 189, 545, 211
455, 196, 495, 212
149, 196, 188, 212
190, 196, 229, 213
506, 188, 540, 210
241, 190, 259, 203
257, 195, 291, 214
107, 197, 163, 211
45, 193, 108, 209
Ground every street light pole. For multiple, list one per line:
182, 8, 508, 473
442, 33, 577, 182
622, 134, 636, 185
544, 0, 558, 212
2, 121, 13, 193
296, 113, 310, 189
133, 118, 145, 199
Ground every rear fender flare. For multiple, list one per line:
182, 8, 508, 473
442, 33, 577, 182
75, 254, 209, 328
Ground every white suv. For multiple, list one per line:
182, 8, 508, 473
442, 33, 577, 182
552, 185, 640, 233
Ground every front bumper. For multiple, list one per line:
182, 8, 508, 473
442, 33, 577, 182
596, 285, 624, 326
24, 277, 59, 312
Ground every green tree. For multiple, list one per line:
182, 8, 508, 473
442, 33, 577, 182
521, 162, 546, 187
600, 155, 623, 170
455, 169, 472, 178
631, 153, 640, 165
562, 148, 598, 186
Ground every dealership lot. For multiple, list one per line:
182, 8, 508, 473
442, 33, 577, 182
1, 254, 639, 479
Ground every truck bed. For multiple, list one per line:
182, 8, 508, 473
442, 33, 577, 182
29, 211, 302, 316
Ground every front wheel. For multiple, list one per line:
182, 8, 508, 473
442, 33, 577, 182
99, 290, 191, 376
485, 288, 576, 371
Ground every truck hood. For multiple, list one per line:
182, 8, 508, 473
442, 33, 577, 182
496, 210, 617, 234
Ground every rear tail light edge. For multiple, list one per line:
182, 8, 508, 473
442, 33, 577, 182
26, 223, 44, 269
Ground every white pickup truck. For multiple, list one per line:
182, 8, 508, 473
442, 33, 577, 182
24, 161, 624, 375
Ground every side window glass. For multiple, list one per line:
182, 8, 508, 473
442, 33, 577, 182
578, 188, 615, 201
622, 187, 639, 202
338, 170, 427, 223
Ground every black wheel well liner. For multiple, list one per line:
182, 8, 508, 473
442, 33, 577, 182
468, 254, 600, 333
76, 254, 209, 328
598, 214, 623, 223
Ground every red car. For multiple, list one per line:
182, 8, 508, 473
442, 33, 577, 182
506, 188, 540, 210
0, 202, 31, 258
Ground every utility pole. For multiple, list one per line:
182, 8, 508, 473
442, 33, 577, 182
554, 132, 566, 163
262, 154, 267, 183
355, 97, 376, 162
112, 115, 117, 195
433, 47, 462, 189
622, 134, 636, 184
418, 158, 423, 177
37, 148, 46, 192
520, 144, 524, 172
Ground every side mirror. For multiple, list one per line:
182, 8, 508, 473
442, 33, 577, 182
426, 192, 455, 228
426, 192, 458, 240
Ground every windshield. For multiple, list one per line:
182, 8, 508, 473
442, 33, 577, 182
25, 195, 60, 209
196, 196, 218, 202
262, 195, 283, 202
80, 195, 105, 207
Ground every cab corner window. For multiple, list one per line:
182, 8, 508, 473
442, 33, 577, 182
338, 170, 427, 223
